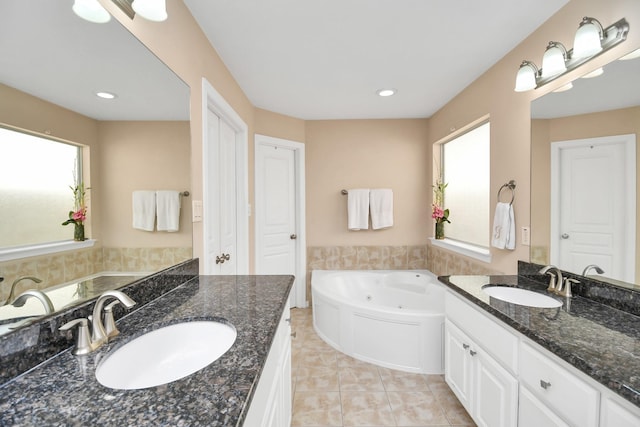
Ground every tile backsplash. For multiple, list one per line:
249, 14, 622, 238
0, 247, 190, 302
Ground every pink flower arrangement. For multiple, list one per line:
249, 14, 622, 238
432, 180, 451, 224
62, 181, 88, 228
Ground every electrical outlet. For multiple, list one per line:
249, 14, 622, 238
521, 226, 530, 246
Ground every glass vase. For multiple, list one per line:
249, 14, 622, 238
435, 221, 445, 240
74, 223, 85, 241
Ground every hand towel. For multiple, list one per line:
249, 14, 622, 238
156, 190, 181, 232
132, 191, 156, 231
491, 202, 516, 250
347, 189, 370, 230
370, 188, 394, 230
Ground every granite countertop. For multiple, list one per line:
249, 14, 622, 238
0, 275, 294, 426
439, 274, 640, 408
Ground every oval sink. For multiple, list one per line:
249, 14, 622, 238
482, 286, 562, 308
96, 321, 237, 390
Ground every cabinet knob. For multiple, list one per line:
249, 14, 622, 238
469, 350, 477, 356
285, 318, 291, 324
291, 331, 297, 338
463, 343, 470, 350
540, 380, 552, 389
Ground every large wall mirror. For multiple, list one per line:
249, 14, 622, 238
531, 47, 640, 289
0, 1, 191, 335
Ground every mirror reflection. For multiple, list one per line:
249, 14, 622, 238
0, 1, 191, 334
531, 48, 640, 289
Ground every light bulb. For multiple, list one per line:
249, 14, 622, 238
132, 0, 168, 22
72, 0, 111, 24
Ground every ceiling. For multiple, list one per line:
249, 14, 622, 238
184, 0, 568, 120
0, 1, 569, 122
0, 0, 189, 121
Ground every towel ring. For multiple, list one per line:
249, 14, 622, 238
497, 180, 516, 204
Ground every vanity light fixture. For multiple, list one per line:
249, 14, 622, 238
377, 89, 397, 97
514, 17, 629, 92
73, 0, 167, 23
132, 0, 168, 22
72, 0, 111, 24
580, 67, 604, 79
541, 42, 568, 78
573, 17, 604, 60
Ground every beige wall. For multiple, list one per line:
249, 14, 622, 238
426, 0, 640, 275
17, 0, 640, 278
531, 106, 640, 278
98, 120, 191, 247
305, 119, 431, 246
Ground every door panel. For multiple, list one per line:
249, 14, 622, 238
219, 120, 237, 274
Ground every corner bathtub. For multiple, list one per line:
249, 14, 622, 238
312, 269, 445, 374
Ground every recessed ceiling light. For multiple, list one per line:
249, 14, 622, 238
376, 89, 397, 97
96, 91, 117, 99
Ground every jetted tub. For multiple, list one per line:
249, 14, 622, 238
312, 269, 445, 374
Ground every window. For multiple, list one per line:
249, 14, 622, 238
440, 121, 490, 249
0, 126, 82, 248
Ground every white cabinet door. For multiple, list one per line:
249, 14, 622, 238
244, 303, 292, 427
473, 349, 518, 427
445, 320, 517, 427
519, 386, 570, 427
444, 319, 473, 412
600, 395, 640, 427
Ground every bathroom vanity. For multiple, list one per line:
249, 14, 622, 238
439, 270, 640, 427
0, 273, 294, 426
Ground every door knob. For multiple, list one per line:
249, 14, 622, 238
290, 234, 297, 240
561, 233, 570, 239
216, 255, 224, 264
223, 253, 230, 261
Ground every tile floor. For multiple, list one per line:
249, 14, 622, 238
289, 307, 477, 427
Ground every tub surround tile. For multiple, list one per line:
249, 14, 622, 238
0, 259, 198, 384
0, 273, 294, 426
439, 269, 640, 408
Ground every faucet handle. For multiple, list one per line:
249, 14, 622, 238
103, 300, 122, 338
559, 278, 580, 298
60, 318, 94, 356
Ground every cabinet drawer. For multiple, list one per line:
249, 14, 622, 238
520, 341, 599, 427
445, 291, 518, 373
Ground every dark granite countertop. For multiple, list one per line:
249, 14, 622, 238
0, 275, 294, 426
438, 274, 640, 408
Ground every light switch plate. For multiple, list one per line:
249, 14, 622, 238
192, 200, 203, 222
521, 226, 530, 246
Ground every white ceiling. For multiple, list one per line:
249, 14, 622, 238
184, 0, 568, 120
0, 0, 189, 121
0, 1, 570, 122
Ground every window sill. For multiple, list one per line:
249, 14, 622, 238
429, 237, 492, 263
0, 239, 96, 262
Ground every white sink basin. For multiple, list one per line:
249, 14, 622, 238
96, 321, 237, 390
482, 286, 562, 308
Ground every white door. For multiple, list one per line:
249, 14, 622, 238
255, 135, 306, 307
551, 134, 635, 282
202, 79, 249, 275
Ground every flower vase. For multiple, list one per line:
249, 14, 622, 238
435, 221, 445, 240
74, 223, 85, 241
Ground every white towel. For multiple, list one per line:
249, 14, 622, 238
132, 191, 156, 231
370, 189, 394, 230
156, 190, 181, 232
491, 202, 516, 250
347, 189, 370, 230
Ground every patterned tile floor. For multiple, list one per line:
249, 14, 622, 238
290, 308, 477, 427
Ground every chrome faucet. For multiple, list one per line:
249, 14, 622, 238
11, 290, 55, 314
91, 290, 136, 347
582, 264, 605, 276
4, 276, 42, 305
59, 290, 136, 355
538, 265, 563, 293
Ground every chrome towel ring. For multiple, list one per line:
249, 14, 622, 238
497, 180, 516, 205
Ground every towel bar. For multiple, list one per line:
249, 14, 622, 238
497, 180, 516, 204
